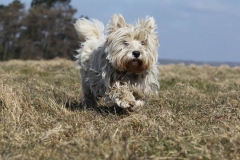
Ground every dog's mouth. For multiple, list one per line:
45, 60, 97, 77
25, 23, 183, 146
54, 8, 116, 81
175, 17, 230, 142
132, 58, 141, 64
124, 58, 145, 74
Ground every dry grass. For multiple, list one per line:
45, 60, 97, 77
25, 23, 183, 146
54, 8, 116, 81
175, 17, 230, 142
1, 59, 240, 159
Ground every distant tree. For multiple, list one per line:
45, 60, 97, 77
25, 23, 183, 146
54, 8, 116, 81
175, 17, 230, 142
19, 0, 78, 60
0, 0, 25, 61
31, 0, 71, 8
0, 0, 82, 60
80, 15, 89, 20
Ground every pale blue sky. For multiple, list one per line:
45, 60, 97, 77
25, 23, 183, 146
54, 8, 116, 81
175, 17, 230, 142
1, 0, 240, 62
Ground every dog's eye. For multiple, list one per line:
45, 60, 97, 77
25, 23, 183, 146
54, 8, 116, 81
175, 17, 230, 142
124, 41, 129, 46
141, 41, 145, 45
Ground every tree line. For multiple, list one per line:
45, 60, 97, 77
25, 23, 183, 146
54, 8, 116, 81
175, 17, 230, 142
0, 0, 86, 61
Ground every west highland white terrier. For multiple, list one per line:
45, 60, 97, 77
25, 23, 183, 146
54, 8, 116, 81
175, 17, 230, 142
74, 14, 159, 111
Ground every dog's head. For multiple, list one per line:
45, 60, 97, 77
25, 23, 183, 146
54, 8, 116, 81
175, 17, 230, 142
105, 14, 159, 74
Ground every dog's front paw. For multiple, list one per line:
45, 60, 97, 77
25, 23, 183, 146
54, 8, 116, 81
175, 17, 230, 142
116, 99, 133, 108
115, 96, 137, 108
116, 99, 145, 111
128, 100, 145, 111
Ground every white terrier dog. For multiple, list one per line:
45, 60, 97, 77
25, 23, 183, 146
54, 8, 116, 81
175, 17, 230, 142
74, 14, 159, 111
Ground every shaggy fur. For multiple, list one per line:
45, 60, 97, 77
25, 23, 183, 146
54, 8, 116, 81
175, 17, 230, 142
74, 14, 160, 111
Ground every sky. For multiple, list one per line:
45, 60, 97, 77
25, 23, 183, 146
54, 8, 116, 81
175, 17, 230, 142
1, 0, 240, 63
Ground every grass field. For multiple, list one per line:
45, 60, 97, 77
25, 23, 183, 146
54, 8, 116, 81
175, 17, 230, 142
1, 59, 240, 159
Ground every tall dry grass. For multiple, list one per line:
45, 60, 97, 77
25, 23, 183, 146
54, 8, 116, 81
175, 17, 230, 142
0, 59, 240, 159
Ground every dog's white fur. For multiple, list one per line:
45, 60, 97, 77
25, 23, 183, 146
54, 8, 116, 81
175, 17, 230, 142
74, 14, 159, 111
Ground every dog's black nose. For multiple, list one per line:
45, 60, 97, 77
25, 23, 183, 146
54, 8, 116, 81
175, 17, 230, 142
132, 51, 140, 58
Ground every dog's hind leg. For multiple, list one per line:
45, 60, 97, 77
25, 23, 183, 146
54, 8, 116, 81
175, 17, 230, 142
81, 75, 97, 108
82, 93, 97, 109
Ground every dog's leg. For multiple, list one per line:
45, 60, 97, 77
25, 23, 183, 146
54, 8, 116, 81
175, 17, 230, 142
82, 93, 97, 108
130, 92, 145, 111
107, 82, 144, 111
81, 77, 97, 108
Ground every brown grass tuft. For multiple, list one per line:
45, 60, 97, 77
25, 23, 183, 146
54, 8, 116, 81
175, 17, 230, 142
1, 59, 240, 159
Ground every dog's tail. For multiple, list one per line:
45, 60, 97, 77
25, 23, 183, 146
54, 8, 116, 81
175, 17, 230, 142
74, 18, 105, 70
74, 18, 104, 42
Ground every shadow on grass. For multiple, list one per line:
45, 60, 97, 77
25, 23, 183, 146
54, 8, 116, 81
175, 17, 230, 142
65, 100, 128, 115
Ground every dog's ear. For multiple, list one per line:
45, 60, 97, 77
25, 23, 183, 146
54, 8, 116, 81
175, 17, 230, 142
107, 14, 126, 34
140, 17, 157, 34
139, 17, 159, 46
